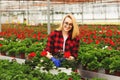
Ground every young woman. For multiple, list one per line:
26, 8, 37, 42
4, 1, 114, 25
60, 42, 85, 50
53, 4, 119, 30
42, 14, 80, 67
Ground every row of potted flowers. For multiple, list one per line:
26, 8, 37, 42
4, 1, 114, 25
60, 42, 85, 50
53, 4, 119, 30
78, 43, 120, 76
0, 38, 79, 72
0, 38, 45, 58
1, 24, 120, 50
0, 59, 83, 80
0, 59, 107, 80
1, 37, 120, 77
0, 24, 120, 78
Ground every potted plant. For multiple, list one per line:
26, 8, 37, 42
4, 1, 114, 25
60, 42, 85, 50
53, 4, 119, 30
0, 45, 8, 55
79, 52, 97, 70
17, 46, 27, 59
109, 56, 120, 76
37, 57, 54, 71
25, 52, 37, 69
101, 57, 112, 74
21, 38, 32, 47
8, 48, 17, 57
87, 59, 102, 72
25, 45, 37, 55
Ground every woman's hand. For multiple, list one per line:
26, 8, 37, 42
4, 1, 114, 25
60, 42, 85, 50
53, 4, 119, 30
46, 51, 53, 59
66, 56, 75, 60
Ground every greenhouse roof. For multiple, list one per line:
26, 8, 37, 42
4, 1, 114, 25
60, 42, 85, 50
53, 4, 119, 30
0, 0, 119, 10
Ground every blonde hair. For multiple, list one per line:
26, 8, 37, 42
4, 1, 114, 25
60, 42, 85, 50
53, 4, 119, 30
56, 14, 79, 39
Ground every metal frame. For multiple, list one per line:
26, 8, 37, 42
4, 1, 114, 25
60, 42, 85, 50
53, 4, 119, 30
0, 0, 120, 32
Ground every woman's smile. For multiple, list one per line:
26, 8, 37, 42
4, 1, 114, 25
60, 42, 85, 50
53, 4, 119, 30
63, 17, 73, 32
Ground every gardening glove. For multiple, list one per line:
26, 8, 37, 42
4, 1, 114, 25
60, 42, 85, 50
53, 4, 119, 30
51, 57, 61, 67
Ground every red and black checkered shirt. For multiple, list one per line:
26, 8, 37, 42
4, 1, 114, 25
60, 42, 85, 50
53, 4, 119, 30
44, 30, 80, 58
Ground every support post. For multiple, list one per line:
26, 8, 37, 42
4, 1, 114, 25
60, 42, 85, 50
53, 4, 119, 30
0, 0, 1, 32
47, 0, 50, 34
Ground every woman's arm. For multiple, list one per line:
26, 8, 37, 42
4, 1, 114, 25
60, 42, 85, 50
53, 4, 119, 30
70, 37, 80, 59
44, 31, 55, 55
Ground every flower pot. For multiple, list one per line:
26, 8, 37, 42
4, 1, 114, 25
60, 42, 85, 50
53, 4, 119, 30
89, 69, 98, 72
10, 55, 16, 57
82, 65, 87, 70
1, 52, 6, 56
105, 69, 110, 74
81, 77, 86, 80
20, 53, 25, 59
114, 71, 120, 77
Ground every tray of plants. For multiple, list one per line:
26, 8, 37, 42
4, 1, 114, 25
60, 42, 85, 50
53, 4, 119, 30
79, 69, 120, 80
0, 55, 72, 75
37, 66, 72, 75
0, 55, 25, 64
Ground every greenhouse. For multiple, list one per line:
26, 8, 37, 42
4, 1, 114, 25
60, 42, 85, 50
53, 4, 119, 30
0, 0, 120, 80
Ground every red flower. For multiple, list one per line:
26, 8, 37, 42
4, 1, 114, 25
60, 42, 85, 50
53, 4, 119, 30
73, 69, 78, 73
41, 51, 47, 57
106, 29, 112, 37
32, 34, 37, 39
95, 40, 100, 44
83, 38, 87, 42
118, 31, 120, 35
109, 40, 115, 46
37, 36, 41, 40
93, 35, 97, 39
87, 38, 93, 44
0, 44, 3, 47
68, 78, 72, 80
28, 52, 36, 58
64, 51, 71, 58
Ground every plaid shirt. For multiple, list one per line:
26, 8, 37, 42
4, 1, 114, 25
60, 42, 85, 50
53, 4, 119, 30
45, 30, 80, 58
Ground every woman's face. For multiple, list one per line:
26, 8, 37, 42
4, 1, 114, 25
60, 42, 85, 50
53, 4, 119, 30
63, 17, 73, 32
